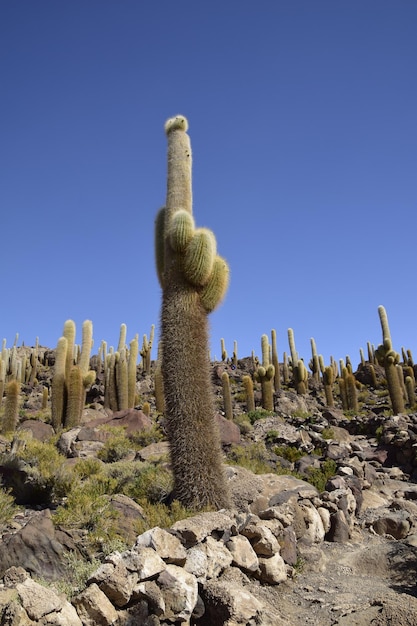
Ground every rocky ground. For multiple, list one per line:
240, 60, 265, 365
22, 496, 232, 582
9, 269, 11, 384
0, 350, 417, 624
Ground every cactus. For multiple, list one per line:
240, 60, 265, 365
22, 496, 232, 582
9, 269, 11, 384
346, 372, 359, 412
254, 334, 275, 411
128, 336, 139, 408
116, 349, 129, 410
271, 329, 281, 391
405, 376, 416, 409
375, 305, 405, 414
221, 371, 233, 420
242, 375, 255, 413
1, 379, 20, 434
155, 115, 230, 509
220, 338, 228, 362
232, 341, 238, 368
51, 336, 68, 432
65, 365, 84, 428
323, 366, 335, 407
288, 328, 308, 394
309, 338, 320, 382
140, 325, 155, 375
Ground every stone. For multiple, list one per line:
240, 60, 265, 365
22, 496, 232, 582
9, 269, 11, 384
136, 526, 187, 564
42, 601, 83, 625
170, 511, 235, 547
121, 546, 166, 580
136, 441, 170, 462
157, 564, 198, 622
72, 583, 118, 626
202, 579, 264, 625
216, 413, 241, 444
258, 552, 287, 584
372, 513, 411, 539
16, 578, 63, 621
241, 522, 280, 556
88, 557, 137, 607
0, 510, 68, 581
226, 535, 259, 572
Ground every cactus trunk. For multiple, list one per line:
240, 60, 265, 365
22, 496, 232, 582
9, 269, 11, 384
157, 116, 230, 510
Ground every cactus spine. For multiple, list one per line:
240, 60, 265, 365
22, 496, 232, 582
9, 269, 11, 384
155, 115, 230, 509
375, 305, 405, 414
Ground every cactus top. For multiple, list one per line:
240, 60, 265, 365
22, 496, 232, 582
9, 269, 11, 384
165, 115, 189, 135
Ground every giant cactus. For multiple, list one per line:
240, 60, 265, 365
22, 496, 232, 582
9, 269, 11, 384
375, 305, 405, 415
155, 115, 230, 510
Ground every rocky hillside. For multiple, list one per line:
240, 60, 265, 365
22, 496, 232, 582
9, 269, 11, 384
0, 347, 417, 625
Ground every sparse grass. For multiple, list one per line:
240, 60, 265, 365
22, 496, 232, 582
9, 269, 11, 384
273, 445, 304, 463
246, 409, 274, 424
290, 410, 310, 419
304, 459, 337, 492
321, 427, 334, 440
130, 424, 164, 448
227, 442, 273, 474
134, 499, 194, 535
53, 552, 102, 599
97, 427, 134, 462
234, 413, 253, 434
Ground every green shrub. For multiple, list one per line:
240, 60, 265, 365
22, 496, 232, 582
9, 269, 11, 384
135, 499, 193, 535
18, 439, 74, 500
98, 428, 133, 462
125, 463, 173, 503
130, 424, 164, 448
246, 409, 274, 424
227, 443, 272, 474
233, 414, 253, 435
0, 485, 18, 526
321, 427, 334, 440
304, 459, 337, 492
273, 445, 303, 463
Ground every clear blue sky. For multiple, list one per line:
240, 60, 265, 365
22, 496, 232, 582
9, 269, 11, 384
1, 1, 416, 367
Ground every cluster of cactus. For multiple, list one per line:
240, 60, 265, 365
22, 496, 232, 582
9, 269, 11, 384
288, 328, 308, 394
254, 334, 275, 411
102, 327, 140, 412
155, 115, 230, 510
51, 320, 96, 431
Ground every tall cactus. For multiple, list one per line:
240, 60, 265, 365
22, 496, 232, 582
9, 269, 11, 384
155, 115, 230, 510
375, 305, 405, 415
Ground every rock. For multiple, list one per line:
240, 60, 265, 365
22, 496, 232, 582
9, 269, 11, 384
258, 552, 287, 584
0, 510, 68, 581
240, 521, 280, 556
170, 511, 236, 547
157, 564, 198, 622
201, 579, 264, 625
135, 526, 187, 564
371, 513, 411, 539
42, 601, 83, 625
88, 556, 137, 607
119, 545, 166, 580
107, 494, 146, 545
72, 583, 118, 625
16, 578, 63, 621
216, 414, 241, 444
136, 441, 170, 462
226, 535, 259, 572
19, 420, 54, 442
325, 510, 351, 542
